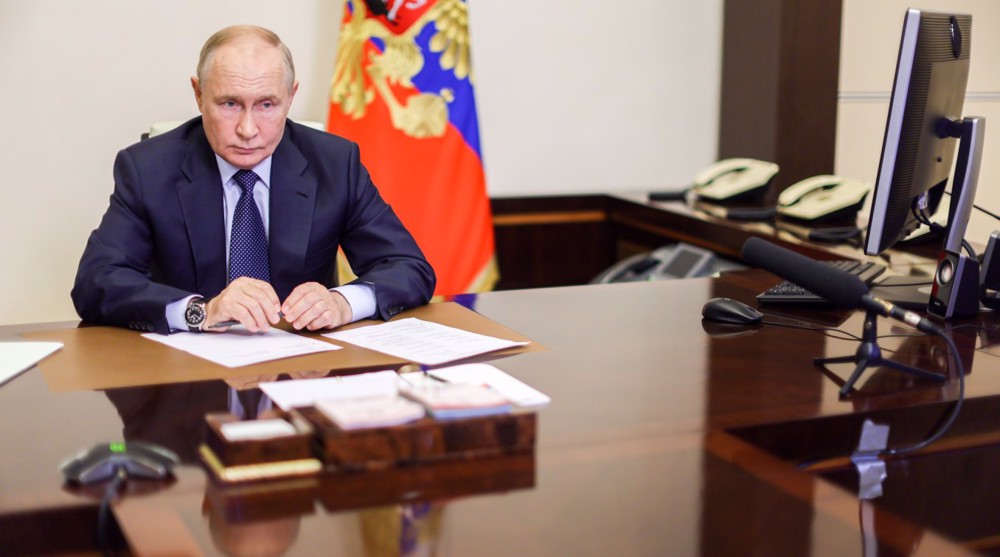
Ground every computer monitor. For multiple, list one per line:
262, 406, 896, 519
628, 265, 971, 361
863, 9, 985, 318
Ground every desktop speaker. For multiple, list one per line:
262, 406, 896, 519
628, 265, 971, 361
929, 249, 980, 318
980, 231, 1000, 309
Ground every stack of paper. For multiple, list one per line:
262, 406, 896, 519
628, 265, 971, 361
261, 370, 426, 430
260, 370, 399, 410
399, 374, 511, 419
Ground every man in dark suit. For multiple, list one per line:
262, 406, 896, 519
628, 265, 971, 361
72, 25, 435, 334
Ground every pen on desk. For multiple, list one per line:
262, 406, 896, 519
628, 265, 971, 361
207, 312, 285, 330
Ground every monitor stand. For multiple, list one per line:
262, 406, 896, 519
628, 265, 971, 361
870, 116, 987, 316
869, 276, 937, 310
927, 116, 986, 319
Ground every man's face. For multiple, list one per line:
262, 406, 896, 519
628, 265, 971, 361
192, 38, 298, 169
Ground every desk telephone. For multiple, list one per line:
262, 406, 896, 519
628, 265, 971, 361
776, 175, 870, 221
592, 243, 716, 284
693, 158, 780, 201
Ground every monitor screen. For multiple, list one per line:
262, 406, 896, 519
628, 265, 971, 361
863, 9, 972, 256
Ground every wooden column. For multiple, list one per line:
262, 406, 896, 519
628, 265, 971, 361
719, 0, 843, 202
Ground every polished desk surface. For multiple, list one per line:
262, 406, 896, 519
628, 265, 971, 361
607, 191, 947, 271
4, 271, 1000, 556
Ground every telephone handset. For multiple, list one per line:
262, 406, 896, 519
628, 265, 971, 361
692, 158, 780, 201
777, 175, 870, 221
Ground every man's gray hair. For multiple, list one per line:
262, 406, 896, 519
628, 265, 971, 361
197, 25, 295, 91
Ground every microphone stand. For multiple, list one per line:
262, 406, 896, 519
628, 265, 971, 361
815, 308, 945, 397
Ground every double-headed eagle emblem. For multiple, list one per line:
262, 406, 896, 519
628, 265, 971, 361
330, 0, 471, 139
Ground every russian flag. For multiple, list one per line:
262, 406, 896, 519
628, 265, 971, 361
327, 0, 497, 296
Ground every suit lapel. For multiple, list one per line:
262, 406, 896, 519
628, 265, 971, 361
177, 132, 227, 296
269, 126, 315, 299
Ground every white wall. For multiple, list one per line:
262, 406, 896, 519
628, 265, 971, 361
0, 0, 723, 326
836, 1, 1000, 246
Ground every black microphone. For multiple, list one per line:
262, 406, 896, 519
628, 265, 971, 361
741, 237, 868, 308
740, 237, 941, 334
857, 296, 941, 335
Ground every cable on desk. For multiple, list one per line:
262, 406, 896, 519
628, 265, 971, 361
794, 329, 964, 470
761, 316, 922, 343
912, 205, 978, 258
760, 318, 862, 342
974, 201, 1000, 223
943, 189, 1000, 224
762, 303, 964, 459
98, 467, 127, 557
881, 329, 964, 457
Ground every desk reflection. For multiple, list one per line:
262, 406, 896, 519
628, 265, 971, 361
105, 373, 535, 557
105, 381, 229, 463
104, 371, 336, 463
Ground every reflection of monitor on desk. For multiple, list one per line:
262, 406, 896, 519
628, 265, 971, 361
863, 9, 985, 318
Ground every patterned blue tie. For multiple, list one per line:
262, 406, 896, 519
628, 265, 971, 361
229, 170, 270, 283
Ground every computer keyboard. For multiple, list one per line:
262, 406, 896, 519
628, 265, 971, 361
756, 259, 887, 304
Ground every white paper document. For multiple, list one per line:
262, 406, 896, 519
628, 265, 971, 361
430, 363, 552, 408
142, 328, 340, 368
260, 369, 400, 410
323, 318, 528, 365
0, 341, 63, 387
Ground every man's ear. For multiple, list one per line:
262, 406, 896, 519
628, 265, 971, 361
191, 76, 203, 112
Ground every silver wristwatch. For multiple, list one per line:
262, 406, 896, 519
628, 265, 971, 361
184, 298, 207, 331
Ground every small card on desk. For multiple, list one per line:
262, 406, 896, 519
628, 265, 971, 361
200, 412, 322, 483
220, 419, 297, 442
399, 373, 512, 419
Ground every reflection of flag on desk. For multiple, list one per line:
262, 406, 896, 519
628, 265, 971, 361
327, 0, 497, 296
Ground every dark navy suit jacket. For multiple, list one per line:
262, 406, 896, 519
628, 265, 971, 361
72, 117, 435, 333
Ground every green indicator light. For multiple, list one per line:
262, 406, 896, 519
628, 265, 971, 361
109, 442, 126, 453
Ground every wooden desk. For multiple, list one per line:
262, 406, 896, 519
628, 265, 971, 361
491, 193, 941, 290
3, 271, 1000, 556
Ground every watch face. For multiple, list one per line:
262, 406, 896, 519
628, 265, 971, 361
185, 300, 206, 329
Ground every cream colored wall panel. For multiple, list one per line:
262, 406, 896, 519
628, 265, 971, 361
956, 99, 1000, 245
840, 1, 1000, 92
833, 101, 888, 185
471, 1, 722, 196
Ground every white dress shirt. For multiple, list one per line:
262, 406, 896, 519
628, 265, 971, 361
166, 155, 376, 330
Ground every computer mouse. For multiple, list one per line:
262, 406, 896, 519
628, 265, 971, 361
701, 297, 763, 324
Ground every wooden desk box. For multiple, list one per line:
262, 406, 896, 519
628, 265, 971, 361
203, 412, 315, 466
297, 407, 537, 471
